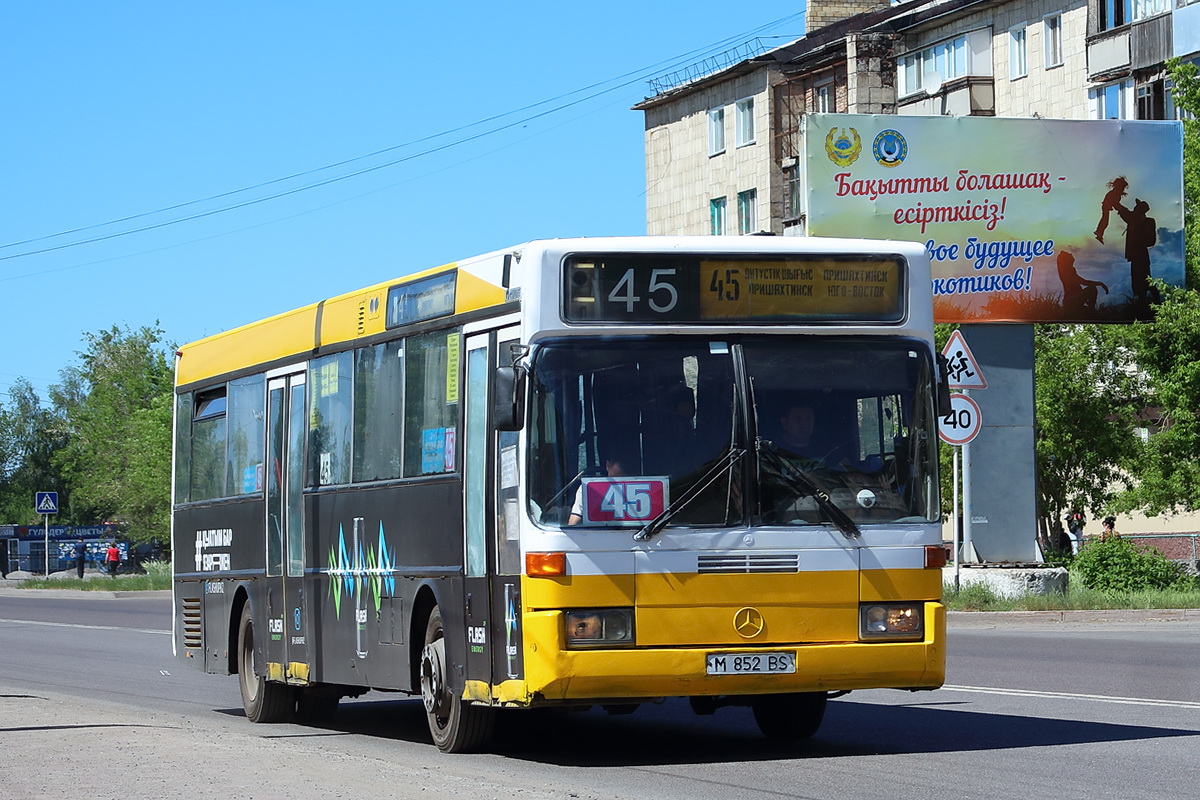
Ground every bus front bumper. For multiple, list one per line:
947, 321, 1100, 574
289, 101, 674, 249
480, 601, 945, 706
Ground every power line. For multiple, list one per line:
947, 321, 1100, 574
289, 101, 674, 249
0, 13, 803, 264
0, 96, 627, 286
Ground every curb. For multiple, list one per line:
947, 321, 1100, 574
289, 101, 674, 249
0, 587, 170, 599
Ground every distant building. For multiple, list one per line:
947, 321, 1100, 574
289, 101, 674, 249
636, 0, 1188, 238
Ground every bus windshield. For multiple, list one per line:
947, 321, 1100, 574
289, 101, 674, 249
527, 337, 938, 529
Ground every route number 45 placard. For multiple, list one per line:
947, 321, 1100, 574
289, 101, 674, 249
580, 477, 670, 526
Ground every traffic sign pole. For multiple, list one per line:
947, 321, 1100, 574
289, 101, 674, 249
962, 427, 974, 564
35, 491, 59, 576
952, 445, 960, 586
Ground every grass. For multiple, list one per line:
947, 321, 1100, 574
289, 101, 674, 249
943, 581, 1200, 612
15, 560, 172, 591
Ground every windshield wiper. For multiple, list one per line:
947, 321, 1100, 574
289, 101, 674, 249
756, 438, 860, 539
633, 446, 746, 542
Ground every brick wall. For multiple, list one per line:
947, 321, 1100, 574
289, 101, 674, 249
807, 0, 890, 33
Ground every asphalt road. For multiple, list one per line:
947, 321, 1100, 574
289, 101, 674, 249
2, 590, 1198, 800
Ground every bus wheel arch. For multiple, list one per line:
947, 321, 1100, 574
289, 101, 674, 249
409, 586, 439, 691
227, 587, 250, 676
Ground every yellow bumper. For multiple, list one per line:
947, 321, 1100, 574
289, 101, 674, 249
477, 601, 944, 705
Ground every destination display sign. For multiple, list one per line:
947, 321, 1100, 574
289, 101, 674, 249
564, 254, 904, 323
387, 272, 456, 328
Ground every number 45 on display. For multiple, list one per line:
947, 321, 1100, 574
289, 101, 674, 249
608, 269, 678, 314
599, 482, 654, 520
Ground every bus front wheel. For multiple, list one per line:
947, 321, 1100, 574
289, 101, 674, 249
237, 605, 292, 723
419, 606, 494, 752
752, 692, 828, 740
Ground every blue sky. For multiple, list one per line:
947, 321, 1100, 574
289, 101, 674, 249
1, 3, 807, 401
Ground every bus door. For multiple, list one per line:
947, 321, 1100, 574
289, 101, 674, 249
462, 328, 524, 697
266, 370, 310, 684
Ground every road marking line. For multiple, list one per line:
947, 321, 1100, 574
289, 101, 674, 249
944, 684, 1200, 709
0, 618, 169, 635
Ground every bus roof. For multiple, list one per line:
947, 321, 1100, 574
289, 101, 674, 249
175, 236, 930, 388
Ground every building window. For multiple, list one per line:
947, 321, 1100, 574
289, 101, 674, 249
1044, 14, 1062, 68
1136, 79, 1176, 120
1132, 0, 1169, 21
815, 81, 833, 113
737, 189, 757, 234
898, 34, 971, 96
1100, 0, 1130, 30
1091, 80, 1132, 119
784, 166, 802, 221
710, 197, 727, 235
708, 107, 725, 156
1009, 25, 1027, 80
735, 97, 755, 147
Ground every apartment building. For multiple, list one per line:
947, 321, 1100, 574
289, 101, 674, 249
637, 0, 1190, 237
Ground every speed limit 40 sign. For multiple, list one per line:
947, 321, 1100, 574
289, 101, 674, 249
938, 393, 982, 446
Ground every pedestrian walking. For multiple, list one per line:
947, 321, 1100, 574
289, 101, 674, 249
105, 542, 121, 577
74, 538, 87, 579
1101, 516, 1120, 541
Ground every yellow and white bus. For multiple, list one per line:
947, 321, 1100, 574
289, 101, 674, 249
172, 236, 947, 752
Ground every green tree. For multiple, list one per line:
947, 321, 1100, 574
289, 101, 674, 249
1099, 59, 1200, 517
54, 324, 174, 544
1034, 324, 1143, 551
0, 378, 70, 524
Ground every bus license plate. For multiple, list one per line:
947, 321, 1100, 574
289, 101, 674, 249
706, 652, 796, 675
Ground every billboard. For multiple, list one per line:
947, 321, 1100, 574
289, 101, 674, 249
803, 114, 1185, 323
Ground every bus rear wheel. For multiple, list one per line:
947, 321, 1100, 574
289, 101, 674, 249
419, 606, 494, 752
752, 692, 828, 740
237, 605, 292, 723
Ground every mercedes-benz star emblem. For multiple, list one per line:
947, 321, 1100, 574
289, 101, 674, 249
734, 607, 765, 638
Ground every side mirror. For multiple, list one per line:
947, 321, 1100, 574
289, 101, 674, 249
935, 353, 952, 417
494, 365, 527, 432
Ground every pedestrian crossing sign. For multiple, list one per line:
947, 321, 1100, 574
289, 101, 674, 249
35, 491, 58, 515
940, 330, 987, 389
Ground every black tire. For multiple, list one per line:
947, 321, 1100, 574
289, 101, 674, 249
237, 604, 292, 723
752, 692, 828, 740
419, 606, 494, 752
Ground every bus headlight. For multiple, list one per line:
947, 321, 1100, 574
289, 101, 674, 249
860, 603, 923, 640
564, 609, 635, 648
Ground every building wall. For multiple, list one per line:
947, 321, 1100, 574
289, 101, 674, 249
1176, 3, 1200, 59
989, 0, 1090, 117
807, 0, 890, 32
894, 0, 1090, 119
644, 70, 779, 236
846, 32, 900, 114
640, 0, 1199, 541
643, 0, 1095, 238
